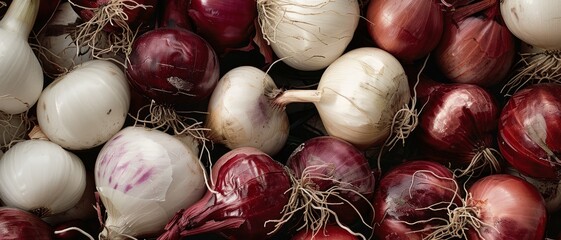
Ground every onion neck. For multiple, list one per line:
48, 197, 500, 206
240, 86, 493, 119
273, 89, 322, 106
0, 0, 39, 38
452, 0, 496, 22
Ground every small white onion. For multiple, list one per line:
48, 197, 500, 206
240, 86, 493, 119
95, 126, 206, 238
205, 66, 289, 155
37, 59, 131, 150
0, 139, 87, 216
257, 0, 360, 71
500, 0, 561, 50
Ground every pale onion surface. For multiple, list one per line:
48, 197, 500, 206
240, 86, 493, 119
500, 0, 561, 50
0, 139, 86, 216
37, 59, 131, 150
258, 0, 360, 71
95, 126, 206, 238
205, 66, 289, 155
316, 47, 410, 148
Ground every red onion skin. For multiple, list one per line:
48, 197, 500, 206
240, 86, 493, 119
498, 83, 561, 180
467, 174, 547, 240
366, 0, 443, 63
158, 147, 291, 240
286, 136, 376, 226
373, 160, 461, 240
0, 207, 54, 240
291, 224, 359, 240
70, 0, 157, 32
435, 10, 515, 87
126, 28, 220, 108
159, 0, 191, 30
188, 0, 257, 54
416, 83, 500, 169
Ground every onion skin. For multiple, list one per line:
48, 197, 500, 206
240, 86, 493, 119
435, 10, 515, 87
373, 160, 461, 240
188, 0, 257, 54
159, 0, 191, 30
71, 0, 158, 32
159, 147, 292, 240
416, 83, 500, 170
291, 224, 359, 240
0, 207, 54, 240
126, 28, 220, 107
467, 174, 547, 240
498, 83, 561, 180
366, 0, 443, 63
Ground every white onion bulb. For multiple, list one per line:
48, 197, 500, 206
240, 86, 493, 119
257, 0, 360, 71
95, 126, 206, 238
37, 59, 131, 150
0, 139, 87, 216
205, 66, 289, 155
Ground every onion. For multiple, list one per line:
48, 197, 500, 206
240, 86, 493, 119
507, 167, 561, 213
158, 147, 292, 240
0, 207, 54, 239
366, 0, 443, 63
498, 83, 561, 180
37, 59, 131, 150
416, 83, 501, 176
0, 139, 87, 217
188, 0, 257, 54
0, 0, 61, 33
159, 0, 191, 30
274, 47, 412, 149
95, 126, 206, 239
291, 224, 359, 240
373, 160, 461, 239
205, 66, 289, 156
435, 4, 515, 87
257, 0, 360, 71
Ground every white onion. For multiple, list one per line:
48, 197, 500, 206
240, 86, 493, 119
257, 0, 360, 71
275, 47, 410, 149
95, 126, 206, 238
0, 139, 87, 216
205, 66, 289, 156
37, 59, 131, 150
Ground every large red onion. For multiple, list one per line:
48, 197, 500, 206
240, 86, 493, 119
366, 0, 443, 63
435, 4, 515, 87
188, 0, 257, 54
158, 147, 292, 240
373, 160, 461, 239
126, 27, 220, 108
0, 207, 54, 239
498, 83, 561, 180
416, 83, 501, 176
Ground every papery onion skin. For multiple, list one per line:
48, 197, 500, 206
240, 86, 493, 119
498, 83, 561, 180
373, 160, 460, 240
466, 174, 546, 240
286, 136, 375, 225
188, 0, 257, 54
435, 11, 515, 87
366, 0, 443, 63
0, 207, 54, 240
158, 147, 292, 240
416, 83, 500, 170
126, 28, 220, 108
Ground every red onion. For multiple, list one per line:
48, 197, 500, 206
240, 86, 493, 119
416, 83, 501, 176
435, 3, 515, 87
507, 167, 561, 213
498, 83, 561, 180
188, 0, 257, 54
159, 0, 191, 30
366, 0, 443, 63
291, 224, 359, 240
373, 160, 461, 239
274, 136, 375, 238
0, 207, 54, 239
158, 147, 292, 240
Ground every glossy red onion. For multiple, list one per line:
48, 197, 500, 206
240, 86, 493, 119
465, 174, 546, 240
366, 0, 443, 63
373, 160, 461, 239
158, 0, 191, 30
188, 0, 257, 54
435, 5, 515, 87
0, 207, 54, 239
291, 224, 359, 240
126, 28, 220, 107
70, 0, 157, 32
158, 147, 292, 240
498, 83, 561, 180
416, 83, 501, 175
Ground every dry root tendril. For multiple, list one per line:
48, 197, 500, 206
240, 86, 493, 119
453, 147, 502, 178
501, 50, 561, 96
0, 111, 32, 151
265, 164, 373, 240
